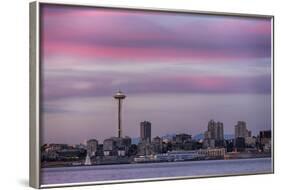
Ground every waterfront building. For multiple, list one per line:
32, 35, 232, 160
191, 140, 203, 150
86, 139, 98, 157
57, 149, 83, 158
235, 137, 246, 152
245, 136, 256, 148
137, 141, 153, 156
225, 139, 235, 152
259, 130, 271, 144
140, 121, 152, 143
154, 150, 202, 162
173, 133, 193, 150
203, 138, 216, 148
47, 144, 68, 152
103, 137, 132, 156
152, 136, 163, 154
134, 150, 203, 163
122, 136, 132, 147
103, 138, 116, 156
41, 151, 59, 161
122, 136, 132, 155
110, 137, 123, 147
117, 149, 126, 156
259, 130, 271, 152
198, 148, 225, 158
175, 133, 192, 144
128, 144, 138, 156
75, 143, 86, 150
133, 155, 155, 162
96, 144, 104, 156
41, 144, 87, 161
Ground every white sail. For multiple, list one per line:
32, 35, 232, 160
84, 154, 92, 165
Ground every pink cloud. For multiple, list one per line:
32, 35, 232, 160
42, 40, 269, 62
40, 5, 272, 62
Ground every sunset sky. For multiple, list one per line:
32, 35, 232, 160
40, 4, 272, 144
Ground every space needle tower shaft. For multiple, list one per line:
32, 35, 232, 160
113, 91, 126, 138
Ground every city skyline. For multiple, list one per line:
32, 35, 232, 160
43, 116, 266, 146
41, 5, 272, 144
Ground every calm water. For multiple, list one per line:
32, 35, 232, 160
41, 158, 272, 185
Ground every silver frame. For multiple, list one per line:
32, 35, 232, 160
29, 1, 274, 188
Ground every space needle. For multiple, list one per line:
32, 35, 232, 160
114, 91, 126, 138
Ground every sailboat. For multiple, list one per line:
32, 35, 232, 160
84, 154, 92, 166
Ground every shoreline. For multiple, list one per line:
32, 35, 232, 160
41, 154, 271, 169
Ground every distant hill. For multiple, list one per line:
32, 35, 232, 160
193, 133, 234, 141
224, 134, 235, 140
161, 133, 176, 140
132, 133, 234, 144
131, 137, 140, 145
131, 133, 176, 145
193, 133, 204, 141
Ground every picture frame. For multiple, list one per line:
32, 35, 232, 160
30, 1, 274, 188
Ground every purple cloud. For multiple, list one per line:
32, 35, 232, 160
40, 4, 272, 144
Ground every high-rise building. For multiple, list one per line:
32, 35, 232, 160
235, 121, 251, 139
207, 120, 216, 139
203, 120, 224, 148
140, 121, 151, 143
206, 120, 224, 140
217, 122, 224, 140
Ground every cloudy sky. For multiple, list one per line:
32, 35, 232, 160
40, 4, 272, 144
